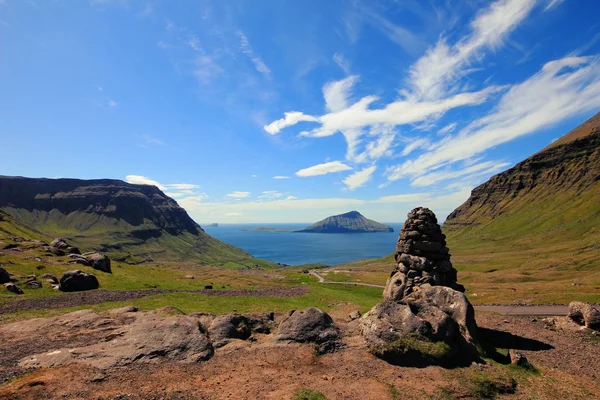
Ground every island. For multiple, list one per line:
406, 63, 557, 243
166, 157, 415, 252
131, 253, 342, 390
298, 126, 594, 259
297, 211, 393, 233
207, 223, 218, 227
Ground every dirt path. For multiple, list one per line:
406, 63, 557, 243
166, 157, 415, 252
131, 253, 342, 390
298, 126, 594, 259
309, 269, 385, 289
309, 270, 600, 316
0, 286, 309, 315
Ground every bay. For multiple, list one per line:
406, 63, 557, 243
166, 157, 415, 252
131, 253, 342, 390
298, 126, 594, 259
203, 223, 403, 266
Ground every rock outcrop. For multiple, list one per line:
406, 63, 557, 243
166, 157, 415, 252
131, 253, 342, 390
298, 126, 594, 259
59, 270, 99, 292
385, 207, 463, 301
568, 301, 600, 330
297, 211, 393, 233
361, 208, 478, 365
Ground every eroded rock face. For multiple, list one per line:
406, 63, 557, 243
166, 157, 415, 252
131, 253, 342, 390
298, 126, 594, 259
59, 270, 99, 292
385, 207, 462, 301
18, 309, 214, 370
568, 301, 600, 330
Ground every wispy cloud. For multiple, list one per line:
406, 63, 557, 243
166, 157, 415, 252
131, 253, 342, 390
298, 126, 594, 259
544, 0, 565, 11
437, 122, 457, 136
343, 166, 376, 190
333, 52, 350, 75
226, 191, 251, 199
167, 183, 199, 190
273, 175, 291, 179
406, 0, 537, 101
386, 56, 600, 182
296, 161, 353, 177
238, 31, 271, 78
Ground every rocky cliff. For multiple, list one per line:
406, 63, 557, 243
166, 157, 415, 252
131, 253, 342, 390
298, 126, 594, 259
0, 176, 255, 264
0, 176, 200, 237
298, 211, 393, 233
445, 112, 600, 228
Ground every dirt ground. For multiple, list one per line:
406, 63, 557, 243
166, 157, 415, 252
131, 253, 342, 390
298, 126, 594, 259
0, 306, 599, 400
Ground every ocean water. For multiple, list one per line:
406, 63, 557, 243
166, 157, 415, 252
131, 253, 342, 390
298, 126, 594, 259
203, 223, 403, 266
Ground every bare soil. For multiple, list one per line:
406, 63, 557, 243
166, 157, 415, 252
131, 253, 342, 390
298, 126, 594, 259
1, 308, 599, 400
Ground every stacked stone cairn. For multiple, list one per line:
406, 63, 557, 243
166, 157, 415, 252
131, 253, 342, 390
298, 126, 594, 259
384, 207, 464, 301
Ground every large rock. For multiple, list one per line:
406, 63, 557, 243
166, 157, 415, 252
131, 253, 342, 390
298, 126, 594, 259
385, 207, 462, 300
361, 286, 477, 362
86, 253, 111, 273
4, 282, 24, 295
0, 267, 10, 284
59, 270, 99, 292
276, 308, 340, 353
19, 310, 214, 370
50, 238, 70, 249
207, 314, 252, 347
568, 301, 600, 330
43, 246, 65, 256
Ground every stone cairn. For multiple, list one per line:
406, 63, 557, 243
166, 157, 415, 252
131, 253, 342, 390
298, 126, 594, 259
384, 207, 464, 301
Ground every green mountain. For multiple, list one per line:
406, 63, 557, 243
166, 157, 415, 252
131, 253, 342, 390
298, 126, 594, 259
0, 176, 265, 266
443, 112, 600, 301
298, 211, 394, 233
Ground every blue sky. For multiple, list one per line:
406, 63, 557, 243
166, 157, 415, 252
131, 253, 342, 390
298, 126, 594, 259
1, 0, 599, 223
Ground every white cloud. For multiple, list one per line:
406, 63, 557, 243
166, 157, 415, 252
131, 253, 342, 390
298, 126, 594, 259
264, 112, 318, 135
238, 31, 271, 78
437, 122, 457, 136
386, 55, 600, 181
323, 75, 359, 113
226, 191, 251, 199
333, 52, 350, 75
401, 138, 430, 156
107, 98, 118, 108
251, 174, 258, 178
187, 35, 203, 53
296, 161, 353, 177
273, 175, 291, 179
410, 160, 510, 187
258, 191, 284, 200
167, 183, 199, 190
125, 175, 166, 190
407, 0, 537, 101
285, 196, 297, 200
225, 212, 242, 217
343, 166, 376, 190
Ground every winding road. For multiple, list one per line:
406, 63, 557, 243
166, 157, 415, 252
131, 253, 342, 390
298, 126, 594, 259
308, 270, 598, 316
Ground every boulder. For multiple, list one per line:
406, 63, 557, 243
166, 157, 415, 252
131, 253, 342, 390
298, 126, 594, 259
276, 308, 341, 353
208, 314, 252, 347
349, 310, 362, 321
509, 349, 528, 366
59, 270, 99, 292
25, 280, 42, 289
568, 301, 600, 330
361, 286, 478, 363
66, 247, 81, 255
86, 253, 111, 273
4, 282, 24, 295
41, 273, 58, 284
0, 267, 10, 284
50, 238, 70, 249
43, 246, 65, 256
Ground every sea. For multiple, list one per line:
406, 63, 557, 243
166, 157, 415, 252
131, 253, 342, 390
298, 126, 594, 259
203, 223, 403, 266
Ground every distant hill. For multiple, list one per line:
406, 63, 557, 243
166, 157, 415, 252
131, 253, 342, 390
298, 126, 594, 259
0, 176, 266, 266
444, 111, 600, 295
298, 211, 393, 233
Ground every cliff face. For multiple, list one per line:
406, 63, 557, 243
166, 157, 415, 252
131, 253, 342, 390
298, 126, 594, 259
0, 176, 200, 236
0, 176, 255, 264
299, 211, 394, 233
445, 113, 600, 229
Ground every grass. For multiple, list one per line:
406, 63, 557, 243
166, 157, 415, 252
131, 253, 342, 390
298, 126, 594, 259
293, 389, 328, 400
369, 334, 453, 365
